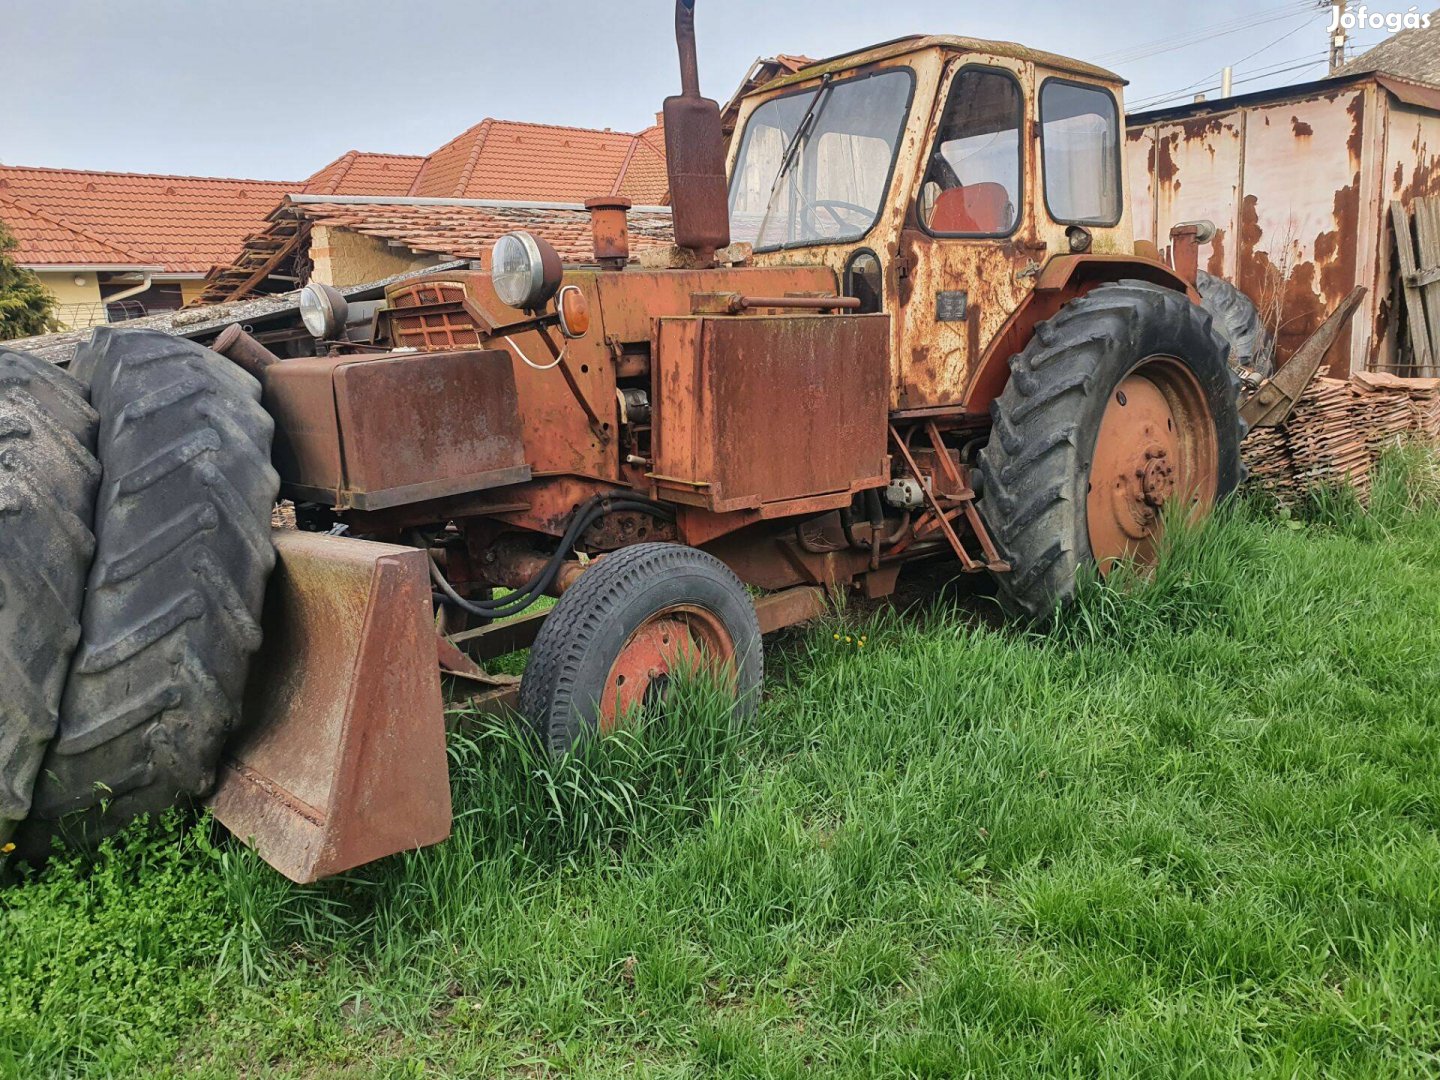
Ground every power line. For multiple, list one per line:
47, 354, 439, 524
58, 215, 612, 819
1132, 54, 1328, 110
1126, 15, 1326, 111
1091, 1, 1315, 65
1130, 56, 1331, 111
1092, 0, 1312, 62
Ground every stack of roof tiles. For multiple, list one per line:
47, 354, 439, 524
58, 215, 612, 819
1242, 372, 1440, 504
1288, 378, 1373, 503
1349, 372, 1422, 453
1240, 425, 1295, 502
1405, 379, 1440, 440
294, 200, 674, 263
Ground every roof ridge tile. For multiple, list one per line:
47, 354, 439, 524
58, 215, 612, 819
0, 163, 298, 186
0, 191, 146, 262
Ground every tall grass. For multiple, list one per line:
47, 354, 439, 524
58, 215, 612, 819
3, 447, 1439, 1078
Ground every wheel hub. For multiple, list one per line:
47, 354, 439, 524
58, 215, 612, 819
600, 604, 735, 732
1140, 446, 1176, 508
1087, 359, 1218, 572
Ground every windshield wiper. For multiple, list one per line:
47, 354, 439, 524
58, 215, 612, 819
755, 74, 833, 245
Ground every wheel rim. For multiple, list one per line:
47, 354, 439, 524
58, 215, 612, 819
599, 604, 736, 732
1086, 355, 1218, 573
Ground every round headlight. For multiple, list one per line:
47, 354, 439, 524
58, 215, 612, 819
299, 282, 348, 339
491, 231, 563, 311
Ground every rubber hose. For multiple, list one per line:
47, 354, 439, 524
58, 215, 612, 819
423, 495, 674, 619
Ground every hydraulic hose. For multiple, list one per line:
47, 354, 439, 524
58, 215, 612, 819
840, 490, 906, 553
418, 494, 675, 620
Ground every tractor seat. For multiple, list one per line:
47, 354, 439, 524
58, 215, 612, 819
930, 183, 1013, 234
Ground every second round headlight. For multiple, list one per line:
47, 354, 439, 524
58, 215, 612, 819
491, 231, 562, 310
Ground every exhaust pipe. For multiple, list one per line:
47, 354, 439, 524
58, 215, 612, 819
663, 0, 730, 265
676, 0, 701, 97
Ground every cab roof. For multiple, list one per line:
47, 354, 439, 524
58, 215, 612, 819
761, 35, 1126, 91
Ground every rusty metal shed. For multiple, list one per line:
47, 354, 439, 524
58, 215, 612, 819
1128, 70, 1440, 377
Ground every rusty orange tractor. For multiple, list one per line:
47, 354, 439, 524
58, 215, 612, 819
6, 2, 1314, 881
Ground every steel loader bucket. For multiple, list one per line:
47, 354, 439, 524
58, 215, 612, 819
210, 530, 452, 883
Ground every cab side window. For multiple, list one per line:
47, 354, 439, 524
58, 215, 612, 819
1040, 80, 1121, 225
919, 68, 1022, 236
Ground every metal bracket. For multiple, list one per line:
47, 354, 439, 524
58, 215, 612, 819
889, 424, 1009, 573
1240, 286, 1366, 429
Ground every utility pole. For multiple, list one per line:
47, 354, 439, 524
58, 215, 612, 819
1221, 66, 1233, 97
1328, 0, 1347, 74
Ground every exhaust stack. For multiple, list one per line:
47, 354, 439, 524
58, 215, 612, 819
662, 0, 730, 265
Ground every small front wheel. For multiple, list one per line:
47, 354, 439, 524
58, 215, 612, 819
518, 543, 762, 754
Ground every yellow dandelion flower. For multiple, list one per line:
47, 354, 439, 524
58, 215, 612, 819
833, 633, 840, 641
1, 843, 13, 854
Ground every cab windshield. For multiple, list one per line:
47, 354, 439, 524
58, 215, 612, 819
728, 69, 912, 251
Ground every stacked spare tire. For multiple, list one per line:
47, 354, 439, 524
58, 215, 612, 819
1, 329, 278, 860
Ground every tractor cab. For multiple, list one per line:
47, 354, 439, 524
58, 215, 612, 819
726, 37, 1135, 411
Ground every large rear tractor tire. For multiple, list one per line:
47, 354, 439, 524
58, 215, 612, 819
20, 328, 279, 853
0, 350, 100, 845
1195, 270, 1274, 381
519, 543, 762, 755
977, 280, 1243, 621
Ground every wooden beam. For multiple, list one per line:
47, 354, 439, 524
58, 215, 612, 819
1406, 266, 1440, 289
1391, 201, 1434, 375
226, 229, 304, 301
1415, 197, 1440, 377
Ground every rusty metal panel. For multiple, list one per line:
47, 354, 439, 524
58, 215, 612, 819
590, 265, 836, 338
653, 314, 890, 512
1127, 127, 1157, 248
264, 350, 530, 509
1130, 84, 1390, 377
1149, 115, 1244, 282
332, 349, 528, 508
263, 355, 346, 498
1385, 103, 1440, 207
211, 531, 451, 883
1237, 88, 1373, 376
493, 265, 840, 485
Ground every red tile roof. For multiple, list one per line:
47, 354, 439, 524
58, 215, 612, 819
0, 165, 297, 273
302, 151, 426, 196
0, 193, 147, 266
0, 115, 671, 279
405, 119, 669, 203
616, 124, 670, 203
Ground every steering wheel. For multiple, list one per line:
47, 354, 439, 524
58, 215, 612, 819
811, 198, 872, 230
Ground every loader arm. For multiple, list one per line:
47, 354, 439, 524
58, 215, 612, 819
1240, 287, 1367, 430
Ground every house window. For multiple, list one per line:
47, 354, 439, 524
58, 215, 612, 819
919, 68, 1022, 236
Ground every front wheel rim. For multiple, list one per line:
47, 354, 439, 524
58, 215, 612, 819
1086, 354, 1218, 574
599, 604, 736, 732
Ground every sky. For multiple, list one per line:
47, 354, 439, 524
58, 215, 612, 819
1, 0, 1399, 181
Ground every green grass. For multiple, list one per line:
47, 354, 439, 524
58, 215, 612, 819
4, 447, 1440, 1078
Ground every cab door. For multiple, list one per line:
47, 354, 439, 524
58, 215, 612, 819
894, 62, 1043, 411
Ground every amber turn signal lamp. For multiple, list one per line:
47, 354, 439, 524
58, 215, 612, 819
557, 285, 591, 338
